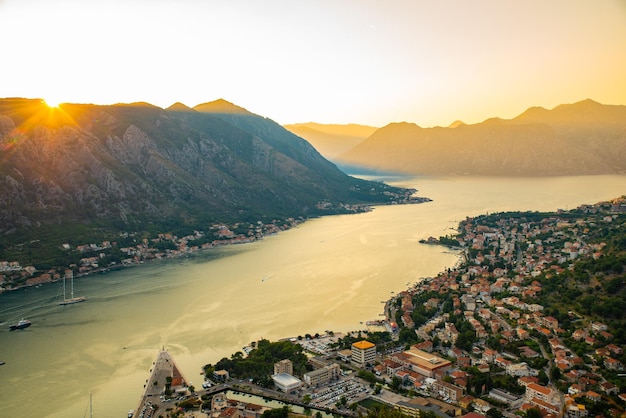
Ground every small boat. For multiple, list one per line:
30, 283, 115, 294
9, 318, 31, 331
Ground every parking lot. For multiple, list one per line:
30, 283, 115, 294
293, 333, 344, 355
308, 378, 369, 408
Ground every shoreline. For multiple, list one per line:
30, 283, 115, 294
0, 195, 432, 295
3, 179, 624, 418
169, 195, 626, 418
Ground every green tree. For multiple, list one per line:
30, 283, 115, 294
398, 328, 419, 345
487, 408, 503, 418
358, 370, 378, 385
214, 339, 309, 383
525, 407, 542, 418
390, 376, 403, 391
262, 406, 290, 418
455, 329, 476, 351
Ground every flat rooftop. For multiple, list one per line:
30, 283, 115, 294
405, 348, 451, 370
353, 340, 375, 350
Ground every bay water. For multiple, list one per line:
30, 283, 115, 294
0, 175, 624, 417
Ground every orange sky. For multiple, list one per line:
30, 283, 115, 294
1, 0, 625, 127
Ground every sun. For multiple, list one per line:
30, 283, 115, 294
44, 98, 63, 108
34, 98, 76, 127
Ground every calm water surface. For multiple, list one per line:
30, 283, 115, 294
0, 176, 624, 417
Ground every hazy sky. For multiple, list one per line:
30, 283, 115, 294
1, 0, 625, 127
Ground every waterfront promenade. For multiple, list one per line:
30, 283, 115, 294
132, 349, 189, 418
132, 348, 348, 418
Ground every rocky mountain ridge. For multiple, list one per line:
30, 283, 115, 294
0, 98, 411, 243
334, 99, 626, 176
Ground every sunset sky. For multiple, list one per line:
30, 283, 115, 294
1, 0, 625, 127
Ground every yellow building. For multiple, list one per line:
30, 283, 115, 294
351, 340, 376, 367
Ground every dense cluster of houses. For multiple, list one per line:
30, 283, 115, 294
193, 197, 625, 418
374, 197, 626, 417
138, 197, 625, 418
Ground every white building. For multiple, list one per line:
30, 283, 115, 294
506, 362, 538, 377
272, 373, 302, 393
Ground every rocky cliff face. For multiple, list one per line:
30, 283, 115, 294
336, 100, 626, 176
0, 99, 404, 236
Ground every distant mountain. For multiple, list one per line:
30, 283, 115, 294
284, 123, 377, 160
336, 99, 626, 176
0, 98, 412, 244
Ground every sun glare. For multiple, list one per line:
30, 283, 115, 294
44, 98, 62, 108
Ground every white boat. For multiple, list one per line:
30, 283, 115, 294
9, 318, 31, 331
59, 269, 87, 305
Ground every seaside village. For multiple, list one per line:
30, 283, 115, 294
0, 219, 304, 291
134, 197, 626, 418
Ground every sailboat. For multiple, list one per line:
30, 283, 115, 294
59, 269, 87, 305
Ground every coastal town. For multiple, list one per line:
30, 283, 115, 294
129, 196, 626, 418
0, 189, 428, 292
0, 218, 306, 291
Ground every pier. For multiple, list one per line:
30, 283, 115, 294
132, 348, 190, 418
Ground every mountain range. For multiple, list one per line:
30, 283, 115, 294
284, 123, 376, 160
293, 100, 626, 176
0, 98, 411, 249
3, 96, 625, 264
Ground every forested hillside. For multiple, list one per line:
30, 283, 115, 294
0, 98, 417, 270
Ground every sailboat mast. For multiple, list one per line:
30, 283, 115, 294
59, 268, 86, 305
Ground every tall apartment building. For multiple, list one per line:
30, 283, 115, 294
352, 340, 376, 367
274, 359, 293, 376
